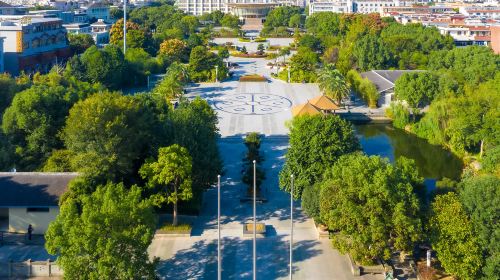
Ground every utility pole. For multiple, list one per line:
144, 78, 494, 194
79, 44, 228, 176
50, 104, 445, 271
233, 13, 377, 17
218, 175, 221, 280
290, 174, 294, 280
123, 0, 127, 54
253, 160, 257, 280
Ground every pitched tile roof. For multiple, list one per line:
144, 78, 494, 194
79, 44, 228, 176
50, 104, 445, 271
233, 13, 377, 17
0, 172, 78, 207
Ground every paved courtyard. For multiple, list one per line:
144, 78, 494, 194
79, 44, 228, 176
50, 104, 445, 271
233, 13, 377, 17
151, 56, 383, 279
186, 56, 321, 136
0, 54, 382, 279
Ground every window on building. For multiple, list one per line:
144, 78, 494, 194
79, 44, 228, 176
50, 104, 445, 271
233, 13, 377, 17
27, 207, 49, 212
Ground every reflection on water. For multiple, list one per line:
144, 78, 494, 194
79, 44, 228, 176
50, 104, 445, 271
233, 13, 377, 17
355, 124, 463, 187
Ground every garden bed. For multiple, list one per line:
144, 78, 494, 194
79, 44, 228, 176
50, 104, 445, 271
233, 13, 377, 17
347, 254, 392, 276
155, 223, 192, 237
242, 223, 266, 238
231, 53, 268, 58
239, 75, 268, 82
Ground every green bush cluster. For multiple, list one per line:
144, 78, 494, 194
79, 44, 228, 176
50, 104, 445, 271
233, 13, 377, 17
346, 70, 379, 108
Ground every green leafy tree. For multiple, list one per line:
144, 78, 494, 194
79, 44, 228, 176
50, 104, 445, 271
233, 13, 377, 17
109, 19, 146, 49
298, 34, 323, 52
352, 34, 393, 71
170, 98, 222, 190
220, 14, 239, 29
429, 192, 483, 279
140, 144, 193, 226
288, 14, 301, 28
125, 48, 159, 86
68, 33, 95, 55
159, 38, 188, 62
2, 73, 101, 170
285, 47, 318, 82
317, 64, 350, 105
80, 45, 125, 89
257, 43, 265, 55
279, 115, 360, 198
395, 72, 440, 109
45, 183, 157, 279
427, 46, 500, 89
63, 92, 154, 183
278, 47, 291, 64
319, 153, 423, 264
301, 182, 322, 223
460, 175, 500, 279
188, 46, 227, 82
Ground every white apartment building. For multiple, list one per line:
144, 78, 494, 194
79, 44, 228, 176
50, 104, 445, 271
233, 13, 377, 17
438, 25, 491, 46
176, 0, 227, 16
459, 5, 500, 19
308, 0, 353, 13
0, 16, 71, 75
176, 0, 302, 17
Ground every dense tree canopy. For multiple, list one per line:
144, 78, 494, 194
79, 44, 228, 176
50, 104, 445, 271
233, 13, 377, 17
46, 183, 157, 279
394, 72, 440, 109
68, 33, 95, 55
279, 115, 360, 198
429, 192, 483, 280
319, 153, 423, 264
62, 92, 156, 183
188, 46, 227, 82
2, 72, 101, 170
460, 175, 500, 279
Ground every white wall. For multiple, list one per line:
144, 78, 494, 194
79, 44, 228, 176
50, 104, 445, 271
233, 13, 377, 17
8, 207, 59, 235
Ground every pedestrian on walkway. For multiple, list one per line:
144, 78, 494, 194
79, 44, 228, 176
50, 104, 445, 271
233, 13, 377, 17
27, 224, 33, 240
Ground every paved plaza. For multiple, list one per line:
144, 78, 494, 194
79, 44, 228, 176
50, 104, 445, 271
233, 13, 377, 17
150, 55, 383, 279
186, 56, 322, 136
0, 51, 382, 279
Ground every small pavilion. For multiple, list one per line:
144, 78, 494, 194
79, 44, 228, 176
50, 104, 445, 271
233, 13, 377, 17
309, 95, 339, 113
291, 102, 321, 117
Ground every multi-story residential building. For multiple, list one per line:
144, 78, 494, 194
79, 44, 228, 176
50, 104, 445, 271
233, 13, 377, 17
438, 24, 491, 46
63, 22, 92, 34
176, 0, 302, 17
0, 36, 4, 72
0, 0, 27, 15
0, 16, 71, 75
308, 0, 353, 14
73, 12, 89, 23
48, 0, 80, 11
90, 18, 111, 45
84, 2, 110, 22
353, 0, 397, 13
460, 5, 500, 19
28, 9, 75, 24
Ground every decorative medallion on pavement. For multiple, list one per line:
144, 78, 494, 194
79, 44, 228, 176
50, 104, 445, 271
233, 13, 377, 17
214, 93, 292, 115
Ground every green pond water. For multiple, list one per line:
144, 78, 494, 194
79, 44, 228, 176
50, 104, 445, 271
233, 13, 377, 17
355, 124, 464, 189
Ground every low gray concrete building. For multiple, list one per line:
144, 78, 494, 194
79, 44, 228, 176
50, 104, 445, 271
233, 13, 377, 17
360, 70, 422, 107
0, 172, 78, 235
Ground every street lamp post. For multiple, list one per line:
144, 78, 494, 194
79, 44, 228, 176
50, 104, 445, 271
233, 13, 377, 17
215, 65, 219, 83
253, 160, 257, 280
287, 67, 291, 83
290, 174, 294, 280
123, 0, 127, 54
218, 175, 221, 280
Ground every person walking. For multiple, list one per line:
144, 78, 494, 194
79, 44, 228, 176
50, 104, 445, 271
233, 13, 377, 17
27, 224, 33, 241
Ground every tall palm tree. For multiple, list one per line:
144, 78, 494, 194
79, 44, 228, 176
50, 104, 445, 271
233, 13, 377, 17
317, 64, 350, 105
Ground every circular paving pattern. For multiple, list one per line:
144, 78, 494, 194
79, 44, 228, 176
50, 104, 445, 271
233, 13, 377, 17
214, 93, 292, 115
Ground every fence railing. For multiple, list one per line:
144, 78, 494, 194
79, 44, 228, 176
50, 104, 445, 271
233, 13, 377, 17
0, 259, 62, 277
